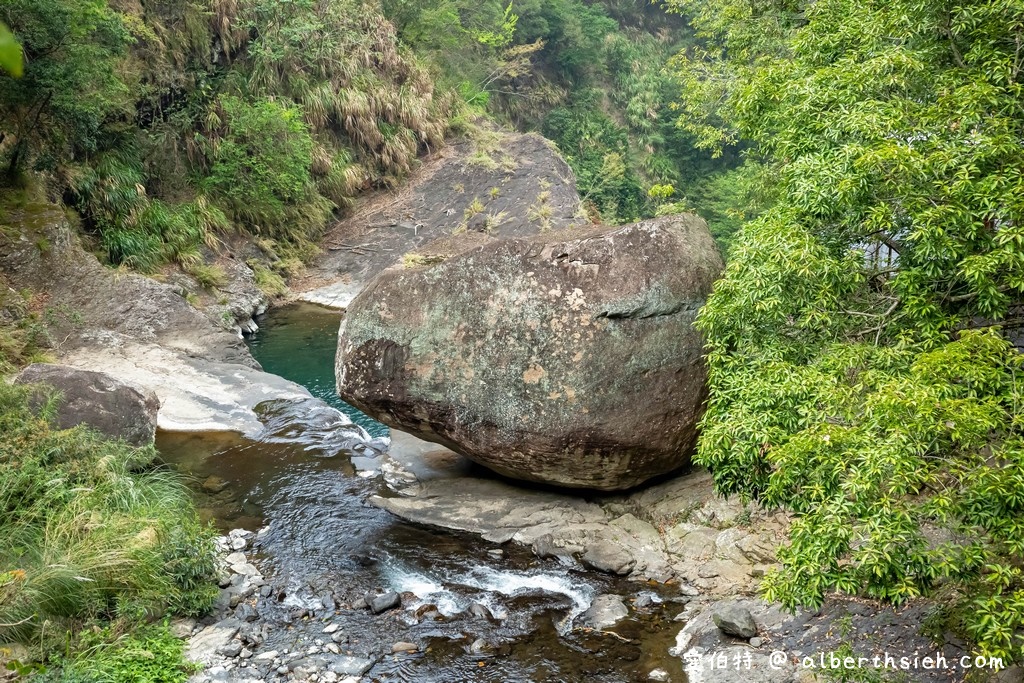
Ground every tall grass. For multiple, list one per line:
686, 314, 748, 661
0, 381, 217, 657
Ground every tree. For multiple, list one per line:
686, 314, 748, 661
668, 0, 1024, 661
0, 0, 131, 178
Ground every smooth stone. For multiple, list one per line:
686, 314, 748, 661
582, 595, 629, 630
225, 552, 246, 565
330, 656, 373, 676
369, 592, 400, 614
582, 540, 636, 576
466, 602, 493, 620
217, 641, 243, 658
187, 618, 241, 665
391, 642, 418, 654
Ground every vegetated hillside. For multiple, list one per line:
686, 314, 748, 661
382, 0, 750, 244
667, 0, 1024, 667
1, 0, 453, 275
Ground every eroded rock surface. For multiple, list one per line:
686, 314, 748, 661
370, 433, 788, 589
338, 215, 723, 490
0, 203, 312, 435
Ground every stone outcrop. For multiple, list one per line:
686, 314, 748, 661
297, 129, 583, 309
0, 202, 315, 435
14, 363, 160, 445
371, 438, 787, 588
336, 214, 723, 490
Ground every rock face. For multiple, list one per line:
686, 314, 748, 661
15, 363, 160, 445
298, 129, 582, 309
337, 215, 723, 490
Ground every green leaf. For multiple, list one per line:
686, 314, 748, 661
0, 22, 22, 77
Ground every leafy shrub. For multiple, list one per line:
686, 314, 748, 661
43, 625, 199, 683
202, 95, 323, 236
675, 0, 1024, 663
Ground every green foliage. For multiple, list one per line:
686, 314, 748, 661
250, 261, 288, 298
187, 263, 227, 290
202, 95, 326, 239
0, 0, 132, 176
385, 0, 741, 228
543, 101, 648, 222
2, 0, 451, 269
676, 0, 1024, 663
43, 625, 199, 683
0, 380, 217, 657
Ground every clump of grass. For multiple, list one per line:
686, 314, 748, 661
401, 253, 446, 268
186, 263, 227, 290
484, 210, 509, 231
250, 261, 287, 298
464, 196, 485, 220
528, 190, 554, 231
0, 381, 217, 659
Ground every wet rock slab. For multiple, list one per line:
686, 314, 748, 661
369, 435, 787, 590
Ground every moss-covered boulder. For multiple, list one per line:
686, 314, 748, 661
336, 214, 723, 490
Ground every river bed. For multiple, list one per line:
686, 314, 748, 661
156, 302, 686, 682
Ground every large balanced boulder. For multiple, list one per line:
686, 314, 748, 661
336, 214, 723, 490
14, 363, 160, 446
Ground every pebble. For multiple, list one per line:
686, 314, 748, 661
254, 650, 278, 661
326, 643, 340, 654
323, 623, 339, 634
216, 641, 243, 658
648, 669, 669, 682
750, 637, 763, 648
391, 642, 418, 654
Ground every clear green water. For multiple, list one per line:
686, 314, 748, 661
245, 302, 389, 438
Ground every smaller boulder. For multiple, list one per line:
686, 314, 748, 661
14, 363, 159, 446
713, 604, 758, 639
466, 602, 494, 620
582, 540, 636, 576
368, 592, 401, 614
582, 595, 629, 630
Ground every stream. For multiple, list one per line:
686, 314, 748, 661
156, 302, 685, 682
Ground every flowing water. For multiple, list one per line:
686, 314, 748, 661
156, 302, 685, 682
